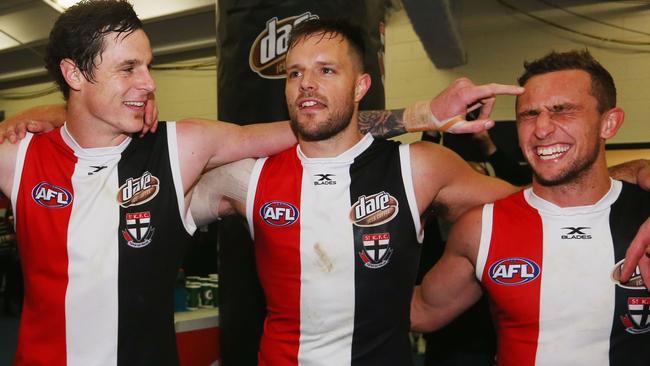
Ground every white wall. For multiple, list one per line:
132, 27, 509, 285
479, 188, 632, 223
1, 1, 649, 156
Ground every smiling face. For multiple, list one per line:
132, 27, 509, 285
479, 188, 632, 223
516, 69, 606, 186
284, 32, 366, 142
71, 29, 155, 135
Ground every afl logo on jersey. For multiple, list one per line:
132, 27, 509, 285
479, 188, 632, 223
31, 182, 73, 208
489, 257, 540, 285
350, 191, 399, 227
117, 171, 160, 208
260, 201, 299, 227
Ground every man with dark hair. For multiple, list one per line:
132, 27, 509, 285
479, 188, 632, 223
188, 18, 527, 365
0, 4, 525, 365
412, 50, 650, 366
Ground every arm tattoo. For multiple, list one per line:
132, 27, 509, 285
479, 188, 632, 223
358, 109, 407, 138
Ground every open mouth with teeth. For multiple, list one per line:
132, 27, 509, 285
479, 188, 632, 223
124, 101, 145, 108
299, 99, 325, 110
536, 144, 570, 160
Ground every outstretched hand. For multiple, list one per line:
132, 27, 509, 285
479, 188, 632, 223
621, 217, 650, 292
429, 78, 524, 133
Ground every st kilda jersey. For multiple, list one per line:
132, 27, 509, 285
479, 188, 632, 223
11, 123, 195, 366
476, 180, 650, 366
246, 134, 423, 365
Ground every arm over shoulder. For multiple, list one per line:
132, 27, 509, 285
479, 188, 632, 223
409, 140, 517, 222
175, 118, 295, 193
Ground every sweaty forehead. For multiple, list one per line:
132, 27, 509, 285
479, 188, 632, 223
517, 70, 593, 110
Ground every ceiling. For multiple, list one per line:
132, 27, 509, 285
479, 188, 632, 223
0, 0, 217, 89
0, 0, 646, 90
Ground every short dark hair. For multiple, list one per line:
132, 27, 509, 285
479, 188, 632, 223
288, 18, 366, 72
517, 50, 616, 113
45, 0, 143, 100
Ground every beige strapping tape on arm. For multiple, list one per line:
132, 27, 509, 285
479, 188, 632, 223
403, 101, 467, 133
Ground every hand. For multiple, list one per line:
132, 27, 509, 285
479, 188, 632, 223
429, 78, 524, 133
139, 93, 159, 137
0, 115, 57, 144
621, 217, 650, 291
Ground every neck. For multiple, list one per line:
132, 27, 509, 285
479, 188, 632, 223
66, 102, 130, 148
531, 158, 612, 207
298, 115, 364, 158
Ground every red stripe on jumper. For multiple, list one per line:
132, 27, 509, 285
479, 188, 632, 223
253, 147, 303, 366
13, 129, 76, 366
481, 192, 543, 366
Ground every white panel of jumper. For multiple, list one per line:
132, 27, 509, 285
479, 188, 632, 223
297, 158, 356, 366
531, 193, 617, 366
63, 128, 127, 366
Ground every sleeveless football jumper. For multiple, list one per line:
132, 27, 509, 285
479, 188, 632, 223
476, 180, 650, 366
12, 123, 195, 366
247, 134, 423, 365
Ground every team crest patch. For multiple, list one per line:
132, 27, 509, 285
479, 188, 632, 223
611, 259, 646, 290
359, 233, 393, 269
350, 191, 399, 227
620, 297, 650, 334
117, 171, 159, 208
122, 211, 155, 248
260, 201, 299, 227
31, 182, 73, 208
489, 257, 540, 285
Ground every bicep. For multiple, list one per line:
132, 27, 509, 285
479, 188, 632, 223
413, 210, 484, 331
189, 158, 253, 225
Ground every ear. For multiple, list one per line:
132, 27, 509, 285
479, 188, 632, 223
60, 58, 83, 93
600, 107, 624, 140
354, 73, 371, 103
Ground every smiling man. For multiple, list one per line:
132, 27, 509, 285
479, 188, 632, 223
411, 50, 650, 366
0, 1, 296, 365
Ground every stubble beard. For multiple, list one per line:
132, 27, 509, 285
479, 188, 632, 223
289, 97, 354, 142
533, 138, 600, 187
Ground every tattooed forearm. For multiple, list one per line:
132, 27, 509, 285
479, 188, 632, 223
358, 109, 407, 138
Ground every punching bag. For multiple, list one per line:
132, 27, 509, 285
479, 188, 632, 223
216, 1, 389, 364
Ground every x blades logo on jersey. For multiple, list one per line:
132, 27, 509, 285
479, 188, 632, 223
489, 257, 540, 285
31, 182, 73, 208
260, 201, 299, 227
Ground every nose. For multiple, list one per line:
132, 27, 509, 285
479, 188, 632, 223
138, 69, 156, 93
299, 70, 316, 92
534, 111, 556, 139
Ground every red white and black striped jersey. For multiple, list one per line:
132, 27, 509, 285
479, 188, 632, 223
12, 123, 194, 366
247, 134, 423, 365
477, 180, 650, 366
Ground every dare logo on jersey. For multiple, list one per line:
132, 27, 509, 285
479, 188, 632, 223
117, 171, 160, 208
489, 257, 540, 285
611, 259, 645, 290
260, 201, 299, 227
350, 191, 399, 227
31, 182, 73, 208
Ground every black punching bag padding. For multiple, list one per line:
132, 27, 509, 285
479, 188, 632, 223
216, 1, 387, 365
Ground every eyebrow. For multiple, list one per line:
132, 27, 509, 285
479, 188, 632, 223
117, 59, 142, 69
